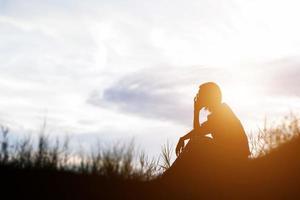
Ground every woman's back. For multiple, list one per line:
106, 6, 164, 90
206, 103, 250, 158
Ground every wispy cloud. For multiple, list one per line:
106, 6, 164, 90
87, 66, 232, 125
88, 68, 190, 124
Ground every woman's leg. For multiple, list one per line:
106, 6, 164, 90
163, 136, 213, 179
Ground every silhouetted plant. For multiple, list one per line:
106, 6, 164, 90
249, 114, 300, 157
137, 151, 159, 180
160, 141, 173, 171
60, 135, 70, 169
0, 126, 9, 164
15, 136, 33, 168
35, 134, 49, 168
0, 114, 299, 182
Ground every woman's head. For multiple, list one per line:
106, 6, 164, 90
198, 82, 222, 110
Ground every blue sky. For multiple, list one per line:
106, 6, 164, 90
1, 0, 300, 156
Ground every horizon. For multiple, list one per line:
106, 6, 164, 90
1, 0, 300, 156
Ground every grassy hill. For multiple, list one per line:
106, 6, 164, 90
0, 115, 300, 199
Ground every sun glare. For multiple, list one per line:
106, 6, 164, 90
222, 84, 259, 108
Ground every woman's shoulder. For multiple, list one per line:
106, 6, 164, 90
212, 103, 237, 120
221, 102, 229, 109
221, 103, 233, 113
220, 103, 241, 121
207, 103, 235, 120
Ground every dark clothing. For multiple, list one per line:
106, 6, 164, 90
163, 103, 250, 181
198, 103, 250, 158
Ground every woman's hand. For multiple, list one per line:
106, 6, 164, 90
175, 137, 185, 157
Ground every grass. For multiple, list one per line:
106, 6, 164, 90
248, 113, 300, 157
0, 127, 165, 180
0, 114, 300, 199
2, 114, 298, 174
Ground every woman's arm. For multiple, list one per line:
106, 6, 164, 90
175, 93, 204, 156
193, 109, 200, 130
181, 100, 201, 141
176, 122, 211, 156
193, 94, 202, 129
180, 129, 196, 141
181, 118, 209, 141
175, 111, 203, 157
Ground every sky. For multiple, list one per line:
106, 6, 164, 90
0, 0, 300, 156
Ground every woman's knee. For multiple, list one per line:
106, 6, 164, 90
184, 136, 213, 152
193, 136, 213, 145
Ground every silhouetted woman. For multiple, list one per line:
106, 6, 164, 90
164, 82, 250, 180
